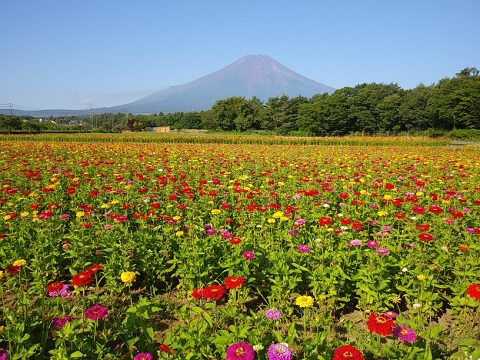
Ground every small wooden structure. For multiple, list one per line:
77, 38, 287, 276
154, 126, 170, 133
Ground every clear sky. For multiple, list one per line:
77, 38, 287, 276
1, 1, 479, 111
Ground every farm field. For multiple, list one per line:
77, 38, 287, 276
0, 135, 479, 359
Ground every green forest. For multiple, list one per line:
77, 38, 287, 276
2, 67, 479, 137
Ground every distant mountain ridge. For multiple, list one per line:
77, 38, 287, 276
1, 55, 335, 116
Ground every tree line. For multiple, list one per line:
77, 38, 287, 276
2, 67, 479, 136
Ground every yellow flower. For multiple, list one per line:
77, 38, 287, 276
377, 210, 389, 217
267, 218, 276, 224
211, 209, 221, 215
76, 211, 85, 218
0, 270, 4, 280
175, 231, 184, 237
272, 211, 284, 219
121, 271, 136, 284
417, 274, 426, 281
295, 295, 314, 308
13, 259, 27, 267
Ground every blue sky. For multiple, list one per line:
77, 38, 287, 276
1, 1, 479, 110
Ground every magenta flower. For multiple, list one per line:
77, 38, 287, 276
226, 342, 255, 360
205, 228, 217, 235
85, 304, 108, 320
53, 315, 72, 329
133, 353, 153, 360
242, 251, 255, 260
376, 247, 390, 256
288, 229, 299, 236
366, 240, 379, 248
265, 308, 282, 320
0, 349, 8, 360
297, 244, 311, 253
267, 343, 292, 360
393, 326, 417, 344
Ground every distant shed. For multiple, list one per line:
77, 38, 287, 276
154, 126, 170, 133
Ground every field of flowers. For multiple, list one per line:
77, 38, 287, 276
0, 135, 479, 359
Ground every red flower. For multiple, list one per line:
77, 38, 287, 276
428, 205, 443, 215
467, 283, 480, 300
158, 344, 173, 355
46, 281, 64, 293
230, 237, 241, 245
333, 345, 364, 360
418, 233, 433, 242
191, 287, 203, 299
367, 313, 395, 336
6, 265, 20, 275
224, 276, 245, 290
71, 271, 93, 287
412, 206, 425, 214
318, 217, 332, 226
202, 285, 226, 301
416, 224, 430, 232
87, 264, 103, 273
458, 244, 469, 252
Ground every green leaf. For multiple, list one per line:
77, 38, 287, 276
70, 351, 84, 358
428, 325, 443, 339
456, 338, 478, 346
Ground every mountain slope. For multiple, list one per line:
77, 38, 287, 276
119, 55, 334, 113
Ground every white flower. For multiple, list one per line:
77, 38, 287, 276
412, 303, 421, 309
410, 216, 417, 221
323, 204, 330, 208
252, 344, 264, 351
402, 267, 408, 272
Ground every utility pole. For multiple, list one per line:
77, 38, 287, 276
9, 103, 13, 115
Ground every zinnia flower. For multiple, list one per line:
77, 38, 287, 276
53, 315, 72, 329
121, 271, 136, 284
332, 345, 364, 360
158, 344, 173, 355
375, 247, 390, 256
265, 308, 282, 320
242, 251, 255, 260
297, 244, 311, 253
87, 264, 103, 273
392, 326, 417, 344
224, 275, 245, 290
366, 313, 395, 336
71, 271, 93, 287
133, 353, 152, 360
85, 304, 108, 320
467, 283, 480, 300
295, 295, 314, 308
203, 284, 226, 301
6, 265, 19, 275
12, 259, 27, 267
191, 287, 204, 299
0, 349, 8, 360
226, 342, 255, 360
267, 343, 292, 360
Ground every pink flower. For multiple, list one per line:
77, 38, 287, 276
85, 304, 108, 320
